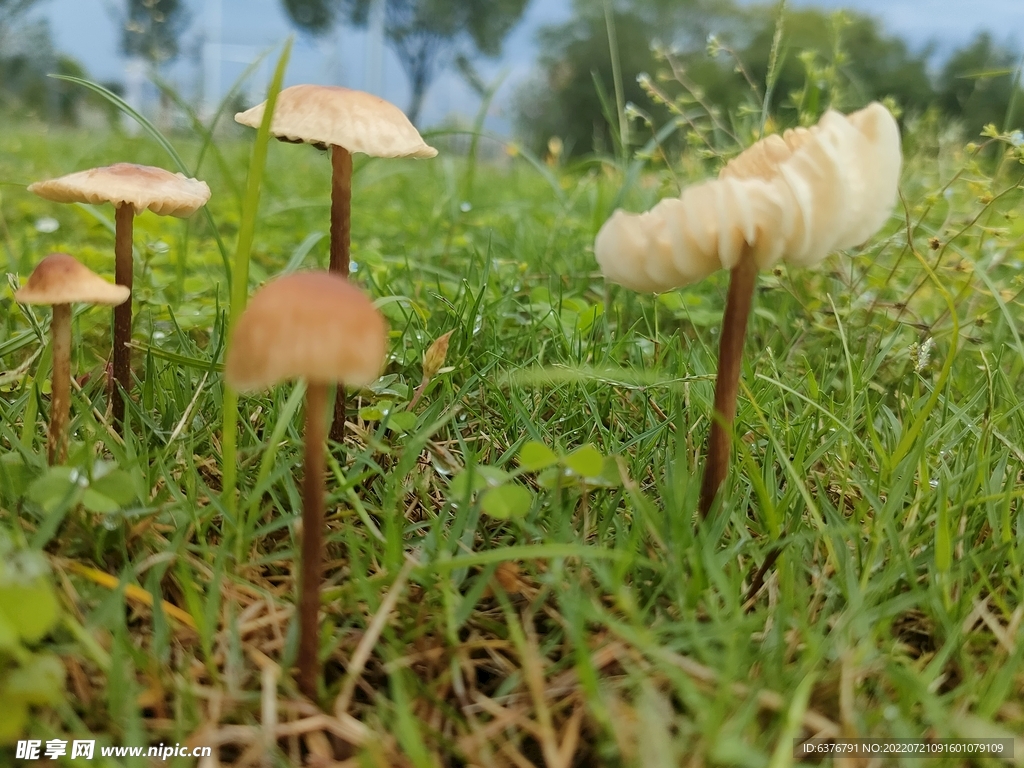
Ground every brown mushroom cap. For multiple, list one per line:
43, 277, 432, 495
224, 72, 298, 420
225, 271, 387, 393
15, 253, 131, 306
27, 163, 211, 217
234, 84, 438, 159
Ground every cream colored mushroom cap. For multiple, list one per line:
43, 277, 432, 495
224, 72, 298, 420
234, 84, 438, 159
27, 163, 211, 217
15, 253, 130, 306
594, 102, 902, 292
225, 271, 388, 393
594, 178, 786, 292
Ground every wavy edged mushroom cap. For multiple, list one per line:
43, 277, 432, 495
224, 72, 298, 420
27, 163, 211, 217
225, 271, 387, 393
15, 253, 130, 306
594, 102, 902, 292
234, 84, 438, 159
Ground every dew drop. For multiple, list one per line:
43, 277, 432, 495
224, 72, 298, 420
460, 201, 472, 213
35, 217, 59, 233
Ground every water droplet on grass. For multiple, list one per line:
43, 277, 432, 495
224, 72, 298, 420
460, 202, 472, 213
35, 217, 59, 233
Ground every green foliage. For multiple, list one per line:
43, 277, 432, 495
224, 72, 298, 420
517, 0, 1024, 157
515, 2, 712, 158
937, 32, 1024, 137
0, 536, 63, 745
739, 6, 935, 119
0, 3, 88, 124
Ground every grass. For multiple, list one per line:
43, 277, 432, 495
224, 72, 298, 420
1, 94, 1023, 767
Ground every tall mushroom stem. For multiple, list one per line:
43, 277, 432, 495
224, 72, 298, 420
298, 380, 329, 701
329, 146, 353, 443
112, 204, 134, 431
698, 247, 758, 519
48, 303, 72, 466
329, 145, 353, 276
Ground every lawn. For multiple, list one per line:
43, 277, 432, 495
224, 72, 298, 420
1, 92, 1023, 766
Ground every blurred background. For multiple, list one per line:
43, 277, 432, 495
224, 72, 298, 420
2, 0, 1022, 154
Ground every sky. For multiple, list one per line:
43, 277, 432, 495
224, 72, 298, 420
28, 0, 1024, 132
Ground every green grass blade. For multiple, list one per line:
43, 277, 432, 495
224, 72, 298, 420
221, 38, 293, 528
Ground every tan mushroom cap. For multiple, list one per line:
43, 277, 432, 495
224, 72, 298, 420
595, 102, 902, 292
27, 163, 211, 217
235, 84, 438, 159
225, 271, 387, 393
15, 253, 130, 306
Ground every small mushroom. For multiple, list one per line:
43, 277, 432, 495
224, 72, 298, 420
14, 254, 130, 465
595, 103, 901, 517
235, 84, 436, 441
224, 271, 387, 701
28, 164, 211, 429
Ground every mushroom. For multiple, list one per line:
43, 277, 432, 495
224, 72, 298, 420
224, 270, 387, 701
27, 163, 211, 430
14, 253, 130, 465
595, 103, 901, 517
235, 84, 436, 441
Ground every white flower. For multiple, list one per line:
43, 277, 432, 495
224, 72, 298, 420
34, 217, 59, 233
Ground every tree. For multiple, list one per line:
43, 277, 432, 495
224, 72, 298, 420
937, 33, 1023, 136
515, 8, 662, 158
514, 0, 732, 157
283, 0, 530, 125
515, 0, 946, 158
737, 6, 935, 120
121, 0, 188, 65
0, 0, 87, 122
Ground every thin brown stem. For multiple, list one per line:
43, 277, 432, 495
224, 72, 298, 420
329, 145, 352, 276
743, 538, 786, 608
48, 303, 71, 465
329, 145, 353, 443
699, 248, 758, 519
298, 381, 329, 702
112, 204, 134, 430
406, 375, 430, 412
